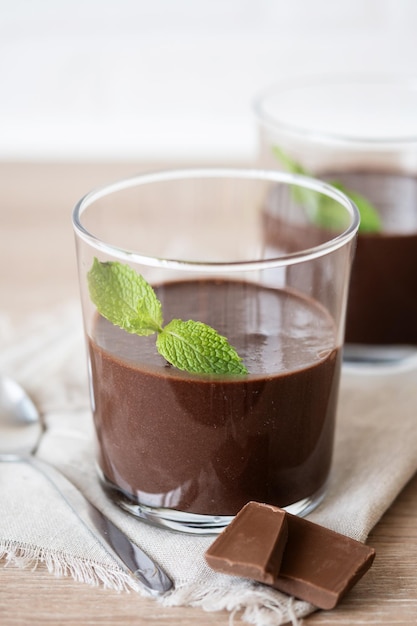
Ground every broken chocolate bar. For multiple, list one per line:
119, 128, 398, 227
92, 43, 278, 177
273, 512, 375, 609
205, 501, 288, 584
205, 502, 375, 610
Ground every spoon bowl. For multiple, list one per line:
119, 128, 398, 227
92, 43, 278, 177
0, 374, 173, 594
0, 376, 41, 458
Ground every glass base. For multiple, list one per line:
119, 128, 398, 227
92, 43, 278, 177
99, 472, 328, 535
343, 343, 417, 371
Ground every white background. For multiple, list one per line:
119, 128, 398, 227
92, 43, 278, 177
1, 0, 417, 162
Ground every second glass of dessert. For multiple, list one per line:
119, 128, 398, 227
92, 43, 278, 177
73, 168, 359, 533
254, 74, 417, 365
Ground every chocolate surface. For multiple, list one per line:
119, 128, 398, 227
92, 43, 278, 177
264, 171, 417, 346
274, 512, 376, 609
205, 501, 288, 584
332, 172, 417, 346
205, 502, 375, 611
88, 279, 341, 515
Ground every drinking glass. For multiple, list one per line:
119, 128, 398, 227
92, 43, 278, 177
254, 74, 417, 365
73, 168, 359, 533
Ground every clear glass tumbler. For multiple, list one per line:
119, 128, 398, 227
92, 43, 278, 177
73, 168, 359, 533
254, 74, 417, 366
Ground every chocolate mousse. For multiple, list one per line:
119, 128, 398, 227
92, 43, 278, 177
264, 171, 417, 347
88, 279, 341, 516
330, 171, 417, 346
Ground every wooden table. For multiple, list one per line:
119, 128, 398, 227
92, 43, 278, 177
1, 162, 416, 625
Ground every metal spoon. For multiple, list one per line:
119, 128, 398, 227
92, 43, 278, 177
0, 375, 173, 595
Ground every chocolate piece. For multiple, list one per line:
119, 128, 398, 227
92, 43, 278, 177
205, 502, 288, 584
273, 512, 376, 609
205, 502, 375, 610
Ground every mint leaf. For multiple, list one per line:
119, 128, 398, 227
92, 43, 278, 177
332, 183, 382, 233
306, 190, 352, 231
272, 146, 314, 207
88, 259, 248, 376
157, 319, 248, 375
87, 258, 163, 335
272, 145, 382, 233
272, 145, 307, 175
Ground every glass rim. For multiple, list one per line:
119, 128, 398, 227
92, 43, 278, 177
253, 72, 417, 147
72, 167, 360, 272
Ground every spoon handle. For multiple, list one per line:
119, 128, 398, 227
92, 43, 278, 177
26, 455, 173, 595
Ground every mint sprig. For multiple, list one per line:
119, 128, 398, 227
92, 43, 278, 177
272, 145, 382, 233
88, 258, 248, 376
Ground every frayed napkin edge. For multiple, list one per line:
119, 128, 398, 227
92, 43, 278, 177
161, 580, 312, 626
1, 540, 311, 626
0, 540, 139, 592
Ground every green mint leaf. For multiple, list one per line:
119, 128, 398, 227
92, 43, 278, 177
87, 258, 163, 335
272, 146, 314, 207
272, 145, 308, 175
156, 319, 248, 375
306, 191, 352, 231
272, 145, 382, 233
331, 182, 382, 233
88, 259, 248, 375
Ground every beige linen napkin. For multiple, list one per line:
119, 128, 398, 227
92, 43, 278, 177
1, 305, 416, 626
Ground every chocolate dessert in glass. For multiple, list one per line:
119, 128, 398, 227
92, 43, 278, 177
73, 168, 358, 533
254, 74, 417, 365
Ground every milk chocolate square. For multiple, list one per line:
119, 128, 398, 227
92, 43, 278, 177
205, 502, 375, 610
205, 501, 288, 584
274, 512, 376, 609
